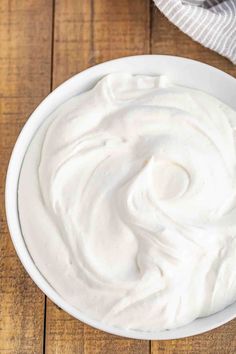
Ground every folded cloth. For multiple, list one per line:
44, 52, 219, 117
153, 0, 236, 64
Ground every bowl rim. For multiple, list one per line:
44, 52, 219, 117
5, 54, 236, 340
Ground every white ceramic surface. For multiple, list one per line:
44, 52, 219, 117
5, 55, 236, 340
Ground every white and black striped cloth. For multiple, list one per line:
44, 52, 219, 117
154, 0, 236, 64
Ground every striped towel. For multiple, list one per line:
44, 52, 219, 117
153, 0, 236, 64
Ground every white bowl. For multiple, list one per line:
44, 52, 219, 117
5, 55, 236, 340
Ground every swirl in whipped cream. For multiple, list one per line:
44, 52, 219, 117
19, 74, 236, 331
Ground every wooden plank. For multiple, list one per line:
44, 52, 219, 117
52, 0, 92, 88
91, 0, 150, 64
45, 0, 150, 353
151, 7, 236, 354
0, 1, 53, 353
82, 324, 149, 354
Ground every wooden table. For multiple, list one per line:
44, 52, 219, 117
0, 1, 236, 353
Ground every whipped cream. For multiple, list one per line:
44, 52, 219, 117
18, 73, 236, 331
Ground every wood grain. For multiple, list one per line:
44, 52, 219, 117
45, 1, 150, 353
151, 7, 236, 354
152, 320, 236, 354
52, 0, 150, 88
52, 0, 92, 89
0, 1, 52, 353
